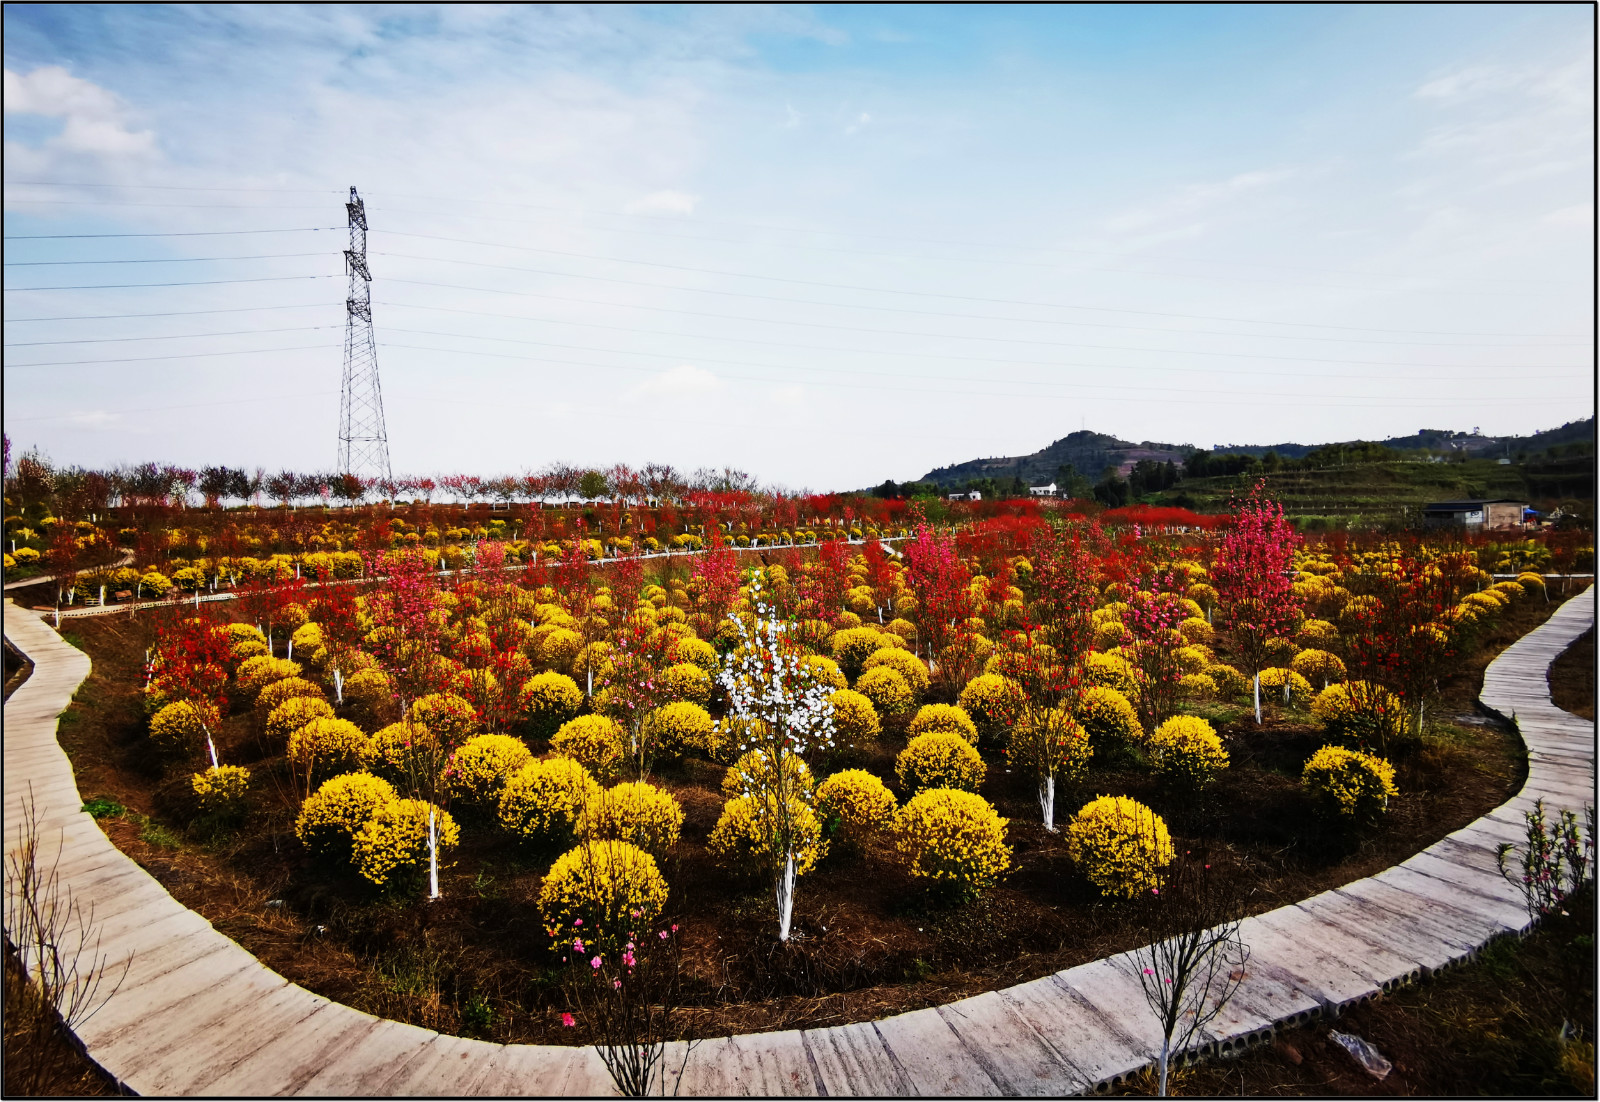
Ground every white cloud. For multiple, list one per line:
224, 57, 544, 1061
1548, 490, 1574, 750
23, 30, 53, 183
1103, 168, 1296, 235
844, 111, 871, 135
626, 364, 720, 401
1543, 202, 1594, 229
623, 189, 699, 215
3, 66, 156, 157
1415, 65, 1522, 101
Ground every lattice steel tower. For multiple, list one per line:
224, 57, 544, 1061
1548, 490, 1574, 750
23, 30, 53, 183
338, 186, 392, 480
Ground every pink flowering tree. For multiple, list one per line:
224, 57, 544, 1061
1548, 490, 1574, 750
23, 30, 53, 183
904, 521, 975, 679
1122, 571, 1191, 732
1211, 482, 1302, 723
594, 616, 675, 780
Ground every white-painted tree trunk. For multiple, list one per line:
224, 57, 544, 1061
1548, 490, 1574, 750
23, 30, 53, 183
206, 732, 219, 770
427, 807, 440, 900
286, 639, 294, 662
333, 669, 344, 705
775, 852, 797, 942
587, 669, 593, 696
1253, 673, 1262, 725
1038, 776, 1056, 832
1282, 680, 1290, 706
1158, 1034, 1172, 1097
99, 585, 106, 606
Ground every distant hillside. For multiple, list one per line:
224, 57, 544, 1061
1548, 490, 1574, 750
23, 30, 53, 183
916, 420, 1593, 489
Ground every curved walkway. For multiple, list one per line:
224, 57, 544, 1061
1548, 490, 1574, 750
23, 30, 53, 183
3, 590, 1593, 1096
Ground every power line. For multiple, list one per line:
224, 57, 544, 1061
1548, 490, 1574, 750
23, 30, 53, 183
5, 181, 343, 194
374, 276, 1580, 371
6, 341, 336, 369
4, 391, 340, 423
3, 274, 338, 291
3, 199, 338, 209
2, 252, 331, 266
2, 227, 343, 239
3, 303, 332, 322
4, 325, 334, 347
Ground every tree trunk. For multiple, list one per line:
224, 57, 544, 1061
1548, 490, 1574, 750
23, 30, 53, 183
1038, 776, 1056, 832
1158, 1033, 1172, 1097
1253, 673, 1262, 725
427, 807, 441, 900
776, 852, 797, 942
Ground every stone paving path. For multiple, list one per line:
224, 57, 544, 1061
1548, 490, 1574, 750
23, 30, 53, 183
3, 589, 1593, 1096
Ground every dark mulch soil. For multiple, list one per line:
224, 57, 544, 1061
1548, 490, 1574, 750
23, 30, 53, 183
1118, 886, 1596, 1097
1550, 626, 1595, 721
40, 594, 1569, 1049
2, 949, 126, 1097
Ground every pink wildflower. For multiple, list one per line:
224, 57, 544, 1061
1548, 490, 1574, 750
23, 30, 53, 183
591, 956, 602, 969
562, 1013, 576, 1027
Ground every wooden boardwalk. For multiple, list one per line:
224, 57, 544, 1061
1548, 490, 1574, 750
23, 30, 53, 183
4, 590, 1593, 1096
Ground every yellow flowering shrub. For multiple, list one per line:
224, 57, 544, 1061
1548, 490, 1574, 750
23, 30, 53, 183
815, 769, 898, 850
1302, 744, 1397, 820
515, 671, 583, 738
1074, 686, 1143, 751
1204, 663, 1249, 697
1177, 617, 1214, 645
577, 781, 684, 856
894, 788, 1011, 901
707, 794, 826, 878
226, 622, 266, 644
1290, 649, 1346, 688
498, 756, 600, 846
1065, 795, 1174, 900
295, 772, 397, 858
831, 627, 889, 676
1178, 673, 1218, 700
896, 732, 986, 794
360, 721, 441, 785
148, 699, 219, 754
666, 636, 718, 674
280, 602, 311, 630
265, 696, 336, 745
257, 676, 325, 715
907, 704, 979, 746
958, 673, 1024, 742
1147, 715, 1229, 789
446, 734, 534, 807
551, 714, 625, 782
658, 662, 713, 707
862, 648, 930, 696
800, 654, 848, 692
351, 799, 459, 889
290, 621, 325, 657
1258, 667, 1314, 707
236, 656, 302, 697
1297, 619, 1339, 646
855, 665, 916, 722
537, 840, 669, 952
287, 717, 370, 780
537, 627, 584, 670
571, 640, 615, 682
230, 638, 270, 662
342, 665, 393, 709
885, 617, 918, 640
1309, 681, 1405, 747
1169, 645, 1210, 677
826, 688, 881, 754
1516, 572, 1547, 598
644, 701, 713, 757
409, 692, 480, 746
191, 765, 251, 814
721, 749, 815, 798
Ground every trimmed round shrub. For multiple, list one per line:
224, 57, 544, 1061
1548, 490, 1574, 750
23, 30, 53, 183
1297, 619, 1339, 646
885, 617, 917, 640
1172, 645, 1211, 677
537, 627, 584, 670
265, 696, 337, 745
855, 665, 916, 722
831, 627, 888, 677
645, 701, 714, 758
1258, 667, 1313, 706
551, 714, 625, 782
343, 667, 394, 712
800, 654, 848, 692
191, 765, 251, 814
231, 638, 270, 662
959, 674, 1024, 743
287, 717, 370, 780
1204, 663, 1249, 698
1073, 686, 1143, 751
1290, 649, 1347, 688
571, 640, 614, 682
1310, 681, 1407, 747
1065, 796, 1174, 900
666, 636, 718, 674
517, 671, 583, 738
894, 789, 1011, 901
351, 799, 460, 889
498, 756, 601, 847
708, 794, 826, 878
907, 704, 979, 746
815, 769, 898, 850
1094, 621, 1130, 650
658, 662, 713, 707
862, 648, 929, 696
409, 692, 480, 747
577, 781, 684, 856
226, 622, 266, 644
295, 772, 397, 858
257, 676, 325, 715
1178, 673, 1218, 700
361, 721, 443, 785
721, 749, 815, 799
537, 840, 668, 952
1177, 616, 1214, 645
825, 688, 880, 754
237, 656, 302, 697
447, 734, 534, 807
1302, 744, 1398, 820
148, 699, 219, 754
1147, 715, 1229, 789
896, 732, 986, 794
1516, 572, 1547, 598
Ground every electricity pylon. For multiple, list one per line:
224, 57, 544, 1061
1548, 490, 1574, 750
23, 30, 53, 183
338, 185, 392, 481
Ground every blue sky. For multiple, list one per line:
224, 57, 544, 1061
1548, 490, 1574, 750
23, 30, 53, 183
4, 4, 1593, 490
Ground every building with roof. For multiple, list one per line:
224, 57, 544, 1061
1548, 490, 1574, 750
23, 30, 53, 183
1421, 499, 1529, 529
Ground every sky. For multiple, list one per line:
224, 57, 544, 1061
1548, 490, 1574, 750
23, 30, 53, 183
3, 4, 1594, 492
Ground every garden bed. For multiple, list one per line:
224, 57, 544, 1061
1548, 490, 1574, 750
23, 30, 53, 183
43, 591, 1571, 1049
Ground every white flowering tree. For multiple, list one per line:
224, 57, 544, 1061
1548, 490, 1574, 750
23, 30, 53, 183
718, 574, 835, 943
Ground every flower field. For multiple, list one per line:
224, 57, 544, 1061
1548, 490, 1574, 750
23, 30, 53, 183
22, 480, 1585, 1046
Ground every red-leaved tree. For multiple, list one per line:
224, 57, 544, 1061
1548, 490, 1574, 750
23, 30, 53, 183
1212, 482, 1302, 724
